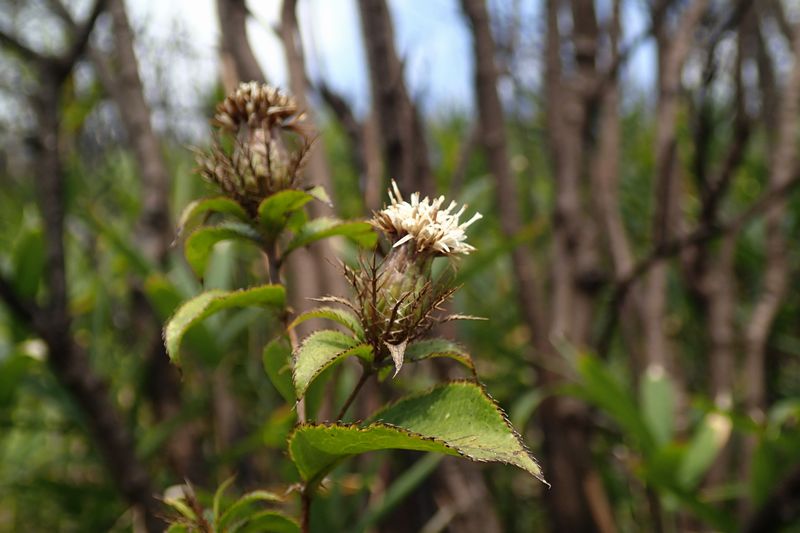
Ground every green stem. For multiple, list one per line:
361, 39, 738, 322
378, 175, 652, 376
336, 368, 372, 420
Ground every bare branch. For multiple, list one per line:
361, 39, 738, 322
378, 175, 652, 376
596, 166, 800, 356
0, 28, 47, 64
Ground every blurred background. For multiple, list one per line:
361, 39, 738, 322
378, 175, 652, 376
1, 0, 800, 531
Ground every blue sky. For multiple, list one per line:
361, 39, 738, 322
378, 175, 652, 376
126, 0, 656, 125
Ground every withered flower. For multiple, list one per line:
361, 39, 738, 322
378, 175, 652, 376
196, 82, 312, 216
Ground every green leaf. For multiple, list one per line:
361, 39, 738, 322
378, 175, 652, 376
284, 218, 376, 255
258, 189, 315, 236
163, 498, 197, 521
184, 223, 262, 278
165, 285, 285, 365
288, 307, 364, 339
177, 196, 250, 235
573, 354, 655, 453
640, 366, 675, 447
13, 229, 44, 299
677, 412, 732, 489
165, 524, 191, 533
288, 381, 544, 486
307, 185, 332, 205
217, 490, 283, 530
404, 338, 476, 375
292, 330, 372, 399
144, 275, 219, 364
233, 511, 300, 533
0, 352, 33, 410
263, 337, 296, 403
213, 476, 236, 522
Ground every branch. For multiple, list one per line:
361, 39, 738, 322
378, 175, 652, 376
59, 0, 109, 73
596, 167, 800, 356
0, 28, 47, 64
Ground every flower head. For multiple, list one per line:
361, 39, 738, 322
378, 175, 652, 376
196, 83, 312, 215
213, 82, 304, 132
372, 181, 482, 256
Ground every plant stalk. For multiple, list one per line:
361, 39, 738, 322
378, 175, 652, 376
301, 489, 311, 533
336, 368, 372, 420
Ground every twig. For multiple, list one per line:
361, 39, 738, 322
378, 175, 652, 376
596, 167, 800, 356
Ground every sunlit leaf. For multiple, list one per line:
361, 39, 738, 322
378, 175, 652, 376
288, 381, 544, 486
288, 307, 364, 339
165, 285, 285, 365
292, 330, 372, 399
258, 189, 315, 236
177, 196, 250, 236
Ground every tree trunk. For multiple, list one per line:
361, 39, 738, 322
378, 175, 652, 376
217, 0, 265, 84
357, 0, 432, 196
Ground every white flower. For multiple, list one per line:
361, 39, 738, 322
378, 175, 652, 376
372, 181, 482, 255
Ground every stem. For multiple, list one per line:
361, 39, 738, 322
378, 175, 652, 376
336, 368, 372, 420
264, 240, 282, 285
301, 489, 311, 533
262, 242, 306, 422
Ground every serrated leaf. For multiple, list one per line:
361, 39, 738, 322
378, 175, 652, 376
177, 196, 250, 236
165, 285, 285, 365
288, 307, 364, 339
234, 511, 300, 533
144, 275, 219, 364
217, 490, 283, 530
404, 338, 476, 375
284, 218, 376, 255
258, 189, 315, 236
293, 330, 372, 398
288, 381, 544, 486
263, 336, 296, 403
640, 365, 675, 447
184, 223, 262, 278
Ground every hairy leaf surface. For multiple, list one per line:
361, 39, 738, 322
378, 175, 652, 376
165, 285, 285, 364
288, 381, 544, 485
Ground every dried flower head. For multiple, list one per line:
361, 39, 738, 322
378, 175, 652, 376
372, 181, 482, 256
340, 251, 460, 375
212, 82, 305, 133
196, 83, 313, 215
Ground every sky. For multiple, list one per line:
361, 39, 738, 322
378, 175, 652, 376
125, 0, 479, 117
123, 0, 656, 122
0, 0, 657, 139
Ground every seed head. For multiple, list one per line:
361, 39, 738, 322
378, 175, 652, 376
213, 82, 304, 132
196, 83, 313, 215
